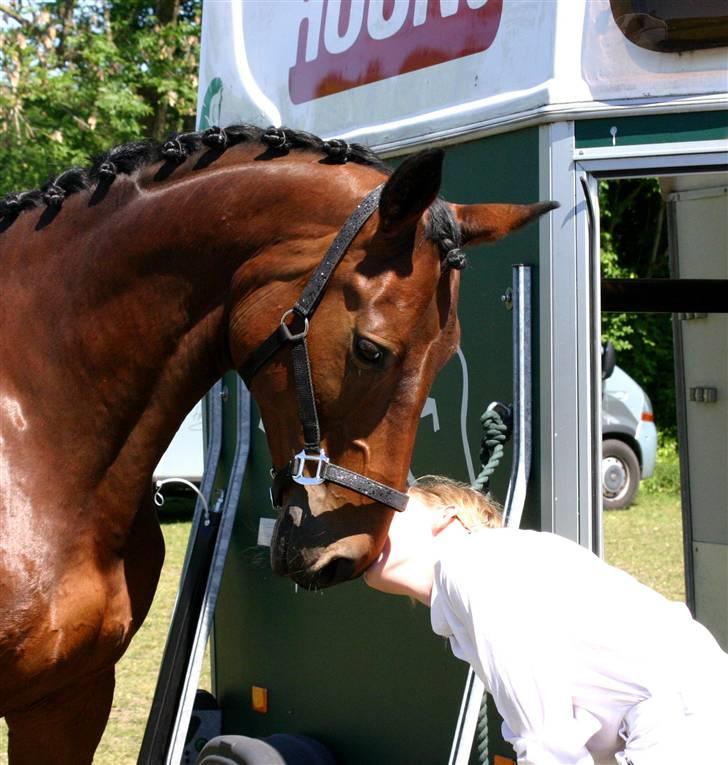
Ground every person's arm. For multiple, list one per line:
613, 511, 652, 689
434, 548, 597, 765
488, 646, 597, 765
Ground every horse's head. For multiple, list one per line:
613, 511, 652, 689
230, 149, 554, 589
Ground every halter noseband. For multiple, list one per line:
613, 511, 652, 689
239, 184, 409, 513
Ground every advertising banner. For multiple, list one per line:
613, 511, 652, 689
197, 1, 727, 154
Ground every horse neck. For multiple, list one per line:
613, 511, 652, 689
4, 152, 382, 535
3, 163, 269, 521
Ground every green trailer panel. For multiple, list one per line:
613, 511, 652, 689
574, 111, 728, 149
211, 128, 541, 764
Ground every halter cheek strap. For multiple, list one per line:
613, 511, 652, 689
270, 460, 410, 513
239, 184, 409, 513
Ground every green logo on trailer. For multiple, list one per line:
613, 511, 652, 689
200, 77, 223, 129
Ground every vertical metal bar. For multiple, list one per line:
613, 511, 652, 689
138, 380, 226, 764
579, 174, 604, 558
542, 123, 580, 541
667, 199, 696, 616
166, 378, 252, 765
448, 265, 533, 765
447, 669, 484, 765
179, 381, 225, 576
503, 265, 532, 529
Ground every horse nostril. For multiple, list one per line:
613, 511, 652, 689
271, 511, 294, 576
316, 556, 356, 588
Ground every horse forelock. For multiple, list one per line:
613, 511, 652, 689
0, 123, 389, 224
425, 197, 466, 271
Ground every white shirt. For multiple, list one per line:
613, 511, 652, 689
429, 528, 728, 765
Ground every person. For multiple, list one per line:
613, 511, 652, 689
364, 475, 728, 765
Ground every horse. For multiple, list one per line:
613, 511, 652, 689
0, 123, 555, 763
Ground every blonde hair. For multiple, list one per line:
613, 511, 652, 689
409, 475, 503, 531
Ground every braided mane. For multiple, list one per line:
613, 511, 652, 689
0, 124, 387, 221
0, 122, 464, 268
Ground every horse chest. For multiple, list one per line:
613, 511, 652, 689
0, 551, 142, 713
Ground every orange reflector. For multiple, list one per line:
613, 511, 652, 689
494, 757, 515, 765
641, 411, 654, 422
251, 685, 268, 714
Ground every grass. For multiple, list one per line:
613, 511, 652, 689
603, 440, 685, 603
0, 448, 683, 762
94, 516, 213, 764
603, 490, 684, 602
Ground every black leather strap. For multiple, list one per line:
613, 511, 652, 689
239, 322, 290, 386
242, 182, 410, 514
239, 184, 384, 386
290, 338, 320, 451
294, 185, 383, 317
323, 463, 409, 512
270, 460, 409, 513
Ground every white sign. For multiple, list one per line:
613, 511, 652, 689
198, 1, 727, 150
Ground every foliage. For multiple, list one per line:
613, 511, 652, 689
0, 0, 201, 196
640, 436, 681, 496
0, 4, 678, 436
600, 178, 676, 435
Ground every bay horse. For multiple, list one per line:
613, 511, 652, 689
0, 124, 554, 763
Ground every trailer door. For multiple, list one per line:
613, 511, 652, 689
666, 176, 728, 650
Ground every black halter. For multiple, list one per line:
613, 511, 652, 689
239, 184, 409, 513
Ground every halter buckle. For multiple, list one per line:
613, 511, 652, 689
279, 308, 309, 342
291, 449, 330, 485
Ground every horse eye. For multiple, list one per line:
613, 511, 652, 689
354, 337, 386, 366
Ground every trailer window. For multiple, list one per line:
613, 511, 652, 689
610, 0, 728, 52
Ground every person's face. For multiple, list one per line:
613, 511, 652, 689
362, 494, 440, 596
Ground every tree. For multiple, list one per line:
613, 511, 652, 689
600, 178, 676, 435
0, 1, 201, 196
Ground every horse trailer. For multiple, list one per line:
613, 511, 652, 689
154, 3, 728, 763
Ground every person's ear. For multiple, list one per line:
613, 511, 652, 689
432, 505, 459, 536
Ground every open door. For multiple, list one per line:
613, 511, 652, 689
665, 175, 728, 650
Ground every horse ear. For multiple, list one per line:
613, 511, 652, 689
378, 149, 444, 234
452, 201, 559, 246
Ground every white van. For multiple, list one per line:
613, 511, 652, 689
602, 364, 658, 509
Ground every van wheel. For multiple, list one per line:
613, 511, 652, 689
602, 439, 640, 510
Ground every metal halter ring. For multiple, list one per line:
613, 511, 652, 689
291, 449, 330, 485
279, 308, 309, 342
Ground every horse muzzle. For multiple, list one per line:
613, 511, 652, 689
269, 471, 390, 589
270, 505, 361, 589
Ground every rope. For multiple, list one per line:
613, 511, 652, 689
154, 477, 212, 526
471, 401, 512, 764
471, 404, 511, 495
476, 689, 489, 764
